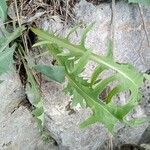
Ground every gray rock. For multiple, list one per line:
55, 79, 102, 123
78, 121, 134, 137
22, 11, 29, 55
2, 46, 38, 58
141, 144, 150, 150
33, 0, 150, 150
139, 125, 150, 144
0, 71, 24, 118
0, 71, 58, 150
0, 105, 57, 150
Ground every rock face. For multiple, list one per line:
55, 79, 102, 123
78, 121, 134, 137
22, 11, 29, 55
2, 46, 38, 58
75, 0, 150, 72
35, 0, 150, 150
0, 71, 58, 150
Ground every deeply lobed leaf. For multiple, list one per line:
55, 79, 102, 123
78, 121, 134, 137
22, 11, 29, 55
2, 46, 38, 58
32, 26, 145, 132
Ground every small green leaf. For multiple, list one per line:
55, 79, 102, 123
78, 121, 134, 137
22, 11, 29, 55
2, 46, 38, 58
90, 65, 106, 85
0, 27, 24, 76
80, 22, 95, 46
72, 89, 84, 107
94, 75, 117, 96
0, 47, 15, 75
71, 50, 91, 75
66, 24, 81, 39
33, 41, 50, 47
106, 85, 126, 104
128, 0, 150, 5
64, 82, 74, 95
0, 27, 25, 53
26, 74, 41, 106
26, 71, 44, 131
79, 100, 118, 132
0, 0, 7, 21
32, 107, 44, 117
34, 65, 65, 83
144, 73, 150, 80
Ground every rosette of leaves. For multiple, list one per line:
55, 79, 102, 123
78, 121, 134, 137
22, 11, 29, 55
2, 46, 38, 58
32, 23, 146, 132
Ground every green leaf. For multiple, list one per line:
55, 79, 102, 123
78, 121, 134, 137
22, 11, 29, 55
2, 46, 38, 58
32, 107, 44, 117
144, 73, 150, 80
69, 76, 118, 132
33, 41, 50, 47
80, 22, 95, 47
26, 71, 44, 130
94, 75, 117, 97
0, 46, 15, 75
0, 0, 7, 21
90, 65, 106, 85
26, 72, 41, 106
66, 24, 81, 39
71, 50, 91, 75
72, 89, 85, 107
0, 27, 24, 76
34, 65, 65, 83
32, 27, 145, 132
80, 104, 118, 131
0, 27, 25, 53
106, 85, 127, 104
128, 0, 150, 5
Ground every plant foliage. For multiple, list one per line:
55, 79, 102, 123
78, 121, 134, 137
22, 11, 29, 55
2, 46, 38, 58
26, 64, 65, 131
0, 0, 7, 21
128, 0, 150, 5
0, 0, 24, 78
26, 70, 45, 130
0, 10, 24, 77
32, 24, 146, 132
25, 55, 65, 131
34, 65, 65, 83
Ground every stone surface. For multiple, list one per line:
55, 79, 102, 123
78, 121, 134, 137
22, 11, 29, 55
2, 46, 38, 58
34, 0, 150, 150
43, 82, 108, 150
139, 125, 150, 145
0, 70, 58, 150
74, 0, 150, 71
0, 71, 24, 117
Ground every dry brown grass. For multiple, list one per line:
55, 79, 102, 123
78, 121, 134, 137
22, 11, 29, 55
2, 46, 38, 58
8, 0, 78, 25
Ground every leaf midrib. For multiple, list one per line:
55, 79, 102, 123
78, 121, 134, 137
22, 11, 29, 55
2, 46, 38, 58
67, 73, 118, 120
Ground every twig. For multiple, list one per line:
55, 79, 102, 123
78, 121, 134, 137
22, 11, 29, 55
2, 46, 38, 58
110, 0, 116, 51
108, 1, 115, 149
0, 20, 17, 27
14, 0, 29, 54
14, 0, 21, 26
65, 0, 69, 26
138, 4, 150, 47
108, 132, 113, 150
